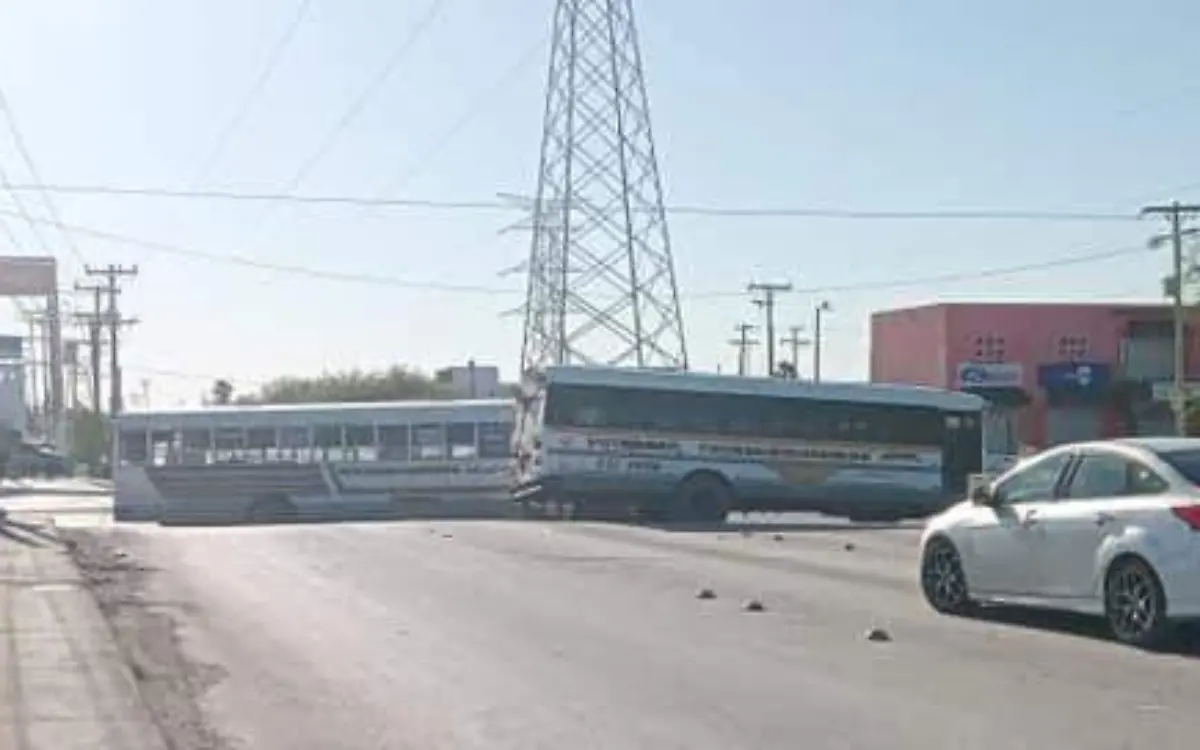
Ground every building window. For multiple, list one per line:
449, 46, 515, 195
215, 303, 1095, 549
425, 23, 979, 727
1057, 335, 1088, 360
972, 334, 1006, 362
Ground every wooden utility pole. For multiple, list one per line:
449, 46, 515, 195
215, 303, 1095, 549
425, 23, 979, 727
73, 282, 106, 413
728, 323, 760, 376
780, 325, 811, 380
748, 281, 792, 376
1142, 202, 1200, 435
83, 264, 138, 415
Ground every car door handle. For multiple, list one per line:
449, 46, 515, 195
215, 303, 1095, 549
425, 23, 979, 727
1020, 510, 1038, 527
1095, 512, 1115, 526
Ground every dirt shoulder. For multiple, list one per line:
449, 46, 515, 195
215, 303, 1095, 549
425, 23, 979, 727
60, 528, 234, 750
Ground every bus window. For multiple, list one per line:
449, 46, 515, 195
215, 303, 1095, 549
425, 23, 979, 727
279, 426, 311, 462
478, 422, 512, 458
149, 430, 176, 466
344, 424, 376, 462
180, 429, 211, 465
214, 428, 245, 463
411, 423, 446, 461
377, 424, 409, 461
314, 425, 343, 461
447, 422, 477, 459
246, 427, 277, 463
119, 429, 148, 465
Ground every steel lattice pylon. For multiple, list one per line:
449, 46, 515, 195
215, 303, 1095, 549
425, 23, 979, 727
519, 0, 688, 376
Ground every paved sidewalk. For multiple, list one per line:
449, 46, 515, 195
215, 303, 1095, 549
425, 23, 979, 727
0, 516, 165, 749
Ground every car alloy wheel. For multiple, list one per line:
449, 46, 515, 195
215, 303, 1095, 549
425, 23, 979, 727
921, 538, 973, 615
1105, 557, 1169, 648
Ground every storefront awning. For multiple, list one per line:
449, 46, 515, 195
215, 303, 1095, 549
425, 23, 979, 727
961, 385, 1032, 408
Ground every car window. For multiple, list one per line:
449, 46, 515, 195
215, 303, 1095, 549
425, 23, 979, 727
994, 451, 1072, 504
1064, 453, 1169, 499
1064, 453, 1128, 499
1157, 449, 1200, 486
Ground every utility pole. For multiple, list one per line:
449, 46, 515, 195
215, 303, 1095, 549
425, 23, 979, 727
813, 300, 832, 384
24, 311, 41, 425
780, 325, 811, 380
728, 323, 760, 376
83, 264, 138, 416
1142, 202, 1200, 435
748, 281, 792, 376
74, 282, 106, 413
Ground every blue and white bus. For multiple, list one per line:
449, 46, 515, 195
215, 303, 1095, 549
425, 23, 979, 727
512, 366, 986, 522
113, 399, 514, 524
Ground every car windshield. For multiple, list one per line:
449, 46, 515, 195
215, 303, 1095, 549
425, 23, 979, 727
1157, 449, 1200, 485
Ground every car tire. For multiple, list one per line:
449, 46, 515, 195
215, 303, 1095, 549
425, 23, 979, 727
1104, 555, 1172, 649
920, 536, 976, 616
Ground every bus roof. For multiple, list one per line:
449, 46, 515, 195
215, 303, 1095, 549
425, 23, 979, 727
535, 366, 985, 411
115, 398, 514, 429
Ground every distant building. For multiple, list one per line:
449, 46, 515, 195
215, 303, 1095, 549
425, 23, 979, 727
435, 361, 502, 398
870, 302, 1198, 453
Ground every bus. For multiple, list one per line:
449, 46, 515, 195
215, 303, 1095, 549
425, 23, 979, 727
112, 399, 514, 524
512, 366, 986, 523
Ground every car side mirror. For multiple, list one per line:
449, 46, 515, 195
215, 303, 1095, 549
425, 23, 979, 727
970, 485, 992, 505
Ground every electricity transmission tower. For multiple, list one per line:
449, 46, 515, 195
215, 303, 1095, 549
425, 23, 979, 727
519, 0, 687, 376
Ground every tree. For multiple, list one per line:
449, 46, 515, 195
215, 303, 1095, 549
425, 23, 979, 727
241, 366, 458, 404
774, 361, 797, 379
211, 379, 234, 405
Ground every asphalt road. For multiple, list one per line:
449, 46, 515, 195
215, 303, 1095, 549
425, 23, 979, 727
65, 516, 1200, 750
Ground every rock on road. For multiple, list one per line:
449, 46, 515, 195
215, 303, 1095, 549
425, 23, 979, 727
66, 518, 1200, 749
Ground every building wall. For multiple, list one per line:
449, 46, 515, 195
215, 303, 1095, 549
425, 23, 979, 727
869, 305, 947, 386
872, 302, 1200, 452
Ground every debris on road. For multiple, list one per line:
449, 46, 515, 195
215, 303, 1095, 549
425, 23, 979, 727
864, 627, 891, 642
772, 533, 784, 542
743, 599, 766, 612
844, 542, 856, 552
695, 587, 716, 600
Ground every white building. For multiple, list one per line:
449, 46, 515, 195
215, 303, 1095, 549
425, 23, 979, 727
436, 361, 502, 398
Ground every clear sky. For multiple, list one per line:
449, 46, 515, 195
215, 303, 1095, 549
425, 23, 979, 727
1, 0, 1198, 407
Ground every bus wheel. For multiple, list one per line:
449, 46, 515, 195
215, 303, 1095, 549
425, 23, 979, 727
675, 473, 731, 524
245, 495, 297, 525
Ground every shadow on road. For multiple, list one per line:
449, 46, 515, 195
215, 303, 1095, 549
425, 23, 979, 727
640, 519, 923, 534
973, 604, 1200, 658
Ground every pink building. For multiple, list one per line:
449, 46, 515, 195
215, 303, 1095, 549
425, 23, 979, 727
871, 302, 1200, 453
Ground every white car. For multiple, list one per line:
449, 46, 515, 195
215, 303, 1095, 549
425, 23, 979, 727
919, 437, 1200, 648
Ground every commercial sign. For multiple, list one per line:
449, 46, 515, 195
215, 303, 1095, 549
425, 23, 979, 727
1037, 361, 1111, 393
0, 255, 56, 296
0, 335, 23, 360
1150, 381, 1200, 403
955, 362, 1023, 389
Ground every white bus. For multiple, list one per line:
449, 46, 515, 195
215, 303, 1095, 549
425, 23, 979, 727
513, 366, 986, 523
113, 399, 514, 524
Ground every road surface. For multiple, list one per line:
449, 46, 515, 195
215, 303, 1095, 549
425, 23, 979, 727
62, 516, 1200, 749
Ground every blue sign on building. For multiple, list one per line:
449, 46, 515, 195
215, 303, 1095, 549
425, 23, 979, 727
1037, 361, 1112, 393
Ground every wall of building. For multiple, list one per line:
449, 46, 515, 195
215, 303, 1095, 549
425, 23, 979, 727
872, 302, 1200, 453
869, 305, 947, 386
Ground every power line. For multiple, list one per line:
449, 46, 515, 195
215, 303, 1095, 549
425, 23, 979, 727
0, 85, 87, 264
189, 0, 315, 186
372, 32, 548, 199
271, 0, 448, 200
0, 182, 1147, 223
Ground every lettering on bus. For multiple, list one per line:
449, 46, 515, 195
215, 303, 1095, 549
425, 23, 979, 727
586, 437, 683, 456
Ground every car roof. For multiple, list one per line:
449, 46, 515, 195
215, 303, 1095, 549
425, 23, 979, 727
1108, 436, 1200, 453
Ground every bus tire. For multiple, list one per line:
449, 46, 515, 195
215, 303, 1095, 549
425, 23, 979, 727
674, 472, 732, 524
245, 495, 297, 525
